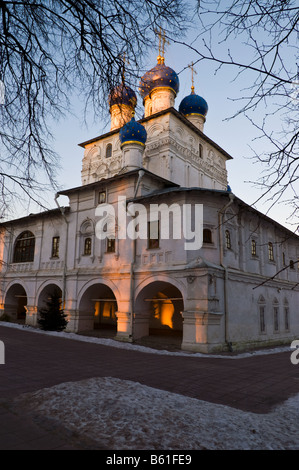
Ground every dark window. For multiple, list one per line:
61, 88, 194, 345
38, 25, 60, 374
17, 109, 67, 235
268, 242, 274, 261
225, 230, 231, 249
203, 228, 212, 244
285, 307, 289, 330
290, 260, 295, 269
260, 305, 265, 333
251, 239, 257, 256
274, 306, 279, 331
51, 236, 60, 258
106, 143, 112, 158
199, 143, 203, 159
148, 220, 159, 249
13, 231, 35, 263
107, 238, 115, 253
84, 237, 92, 256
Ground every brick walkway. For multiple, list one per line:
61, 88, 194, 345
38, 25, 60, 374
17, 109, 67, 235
0, 325, 298, 449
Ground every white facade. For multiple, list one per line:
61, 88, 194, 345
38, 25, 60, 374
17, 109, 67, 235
0, 64, 298, 353
81, 109, 229, 192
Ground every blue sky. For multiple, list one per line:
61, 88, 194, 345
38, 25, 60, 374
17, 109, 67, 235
14, 4, 298, 233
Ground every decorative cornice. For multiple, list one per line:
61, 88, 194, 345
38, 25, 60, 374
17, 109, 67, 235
145, 135, 227, 184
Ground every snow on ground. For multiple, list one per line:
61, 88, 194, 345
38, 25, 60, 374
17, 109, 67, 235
2, 321, 298, 450
16, 376, 299, 450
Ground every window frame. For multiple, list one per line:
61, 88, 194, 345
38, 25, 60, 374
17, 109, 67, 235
83, 237, 92, 256
259, 305, 266, 333
225, 229, 231, 250
13, 231, 35, 264
268, 242, 274, 262
105, 143, 112, 158
106, 238, 116, 253
251, 239, 257, 257
203, 228, 213, 244
273, 305, 279, 332
98, 191, 107, 204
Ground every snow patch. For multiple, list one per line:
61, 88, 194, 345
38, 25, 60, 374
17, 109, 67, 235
16, 377, 299, 450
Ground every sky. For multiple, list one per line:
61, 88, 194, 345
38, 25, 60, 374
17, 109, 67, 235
13, 2, 298, 233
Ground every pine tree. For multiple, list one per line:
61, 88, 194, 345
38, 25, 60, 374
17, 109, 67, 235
38, 290, 68, 332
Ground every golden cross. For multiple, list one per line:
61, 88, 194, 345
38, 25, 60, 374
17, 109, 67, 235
188, 62, 197, 93
155, 28, 169, 64
121, 52, 129, 80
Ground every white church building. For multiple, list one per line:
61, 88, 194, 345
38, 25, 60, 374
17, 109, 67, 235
0, 53, 298, 353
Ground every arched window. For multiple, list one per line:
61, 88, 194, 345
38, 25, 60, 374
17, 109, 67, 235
258, 295, 266, 333
273, 298, 279, 332
203, 228, 212, 244
106, 143, 112, 158
284, 299, 289, 331
13, 231, 35, 263
84, 237, 92, 256
80, 219, 94, 260
199, 143, 203, 159
225, 230, 231, 249
251, 239, 257, 256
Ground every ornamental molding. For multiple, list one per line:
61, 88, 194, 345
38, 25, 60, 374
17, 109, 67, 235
145, 135, 227, 184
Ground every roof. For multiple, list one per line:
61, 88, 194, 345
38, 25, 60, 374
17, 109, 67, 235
0, 185, 297, 241
127, 186, 299, 240
0, 207, 70, 228
57, 168, 179, 197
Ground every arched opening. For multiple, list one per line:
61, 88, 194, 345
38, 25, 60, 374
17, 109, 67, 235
135, 281, 184, 346
78, 283, 118, 334
4, 284, 28, 322
38, 284, 62, 312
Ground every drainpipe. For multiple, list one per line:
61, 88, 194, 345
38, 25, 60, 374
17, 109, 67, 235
54, 193, 69, 309
129, 170, 145, 340
218, 192, 235, 352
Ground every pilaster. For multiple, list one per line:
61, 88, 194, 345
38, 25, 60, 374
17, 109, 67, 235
181, 310, 224, 353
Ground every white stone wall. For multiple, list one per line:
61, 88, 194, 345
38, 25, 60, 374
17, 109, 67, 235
80, 110, 229, 192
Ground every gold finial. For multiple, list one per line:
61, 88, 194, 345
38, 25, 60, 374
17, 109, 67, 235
188, 62, 197, 93
155, 27, 169, 64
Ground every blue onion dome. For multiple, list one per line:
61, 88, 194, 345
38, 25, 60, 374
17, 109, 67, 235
119, 116, 147, 146
139, 59, 179, 100
109, 83, 137, 108
179, 87, 208, 118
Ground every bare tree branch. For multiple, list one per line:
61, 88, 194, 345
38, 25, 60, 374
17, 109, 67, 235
174, 0, 299, 222
0, 0, 190, 219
